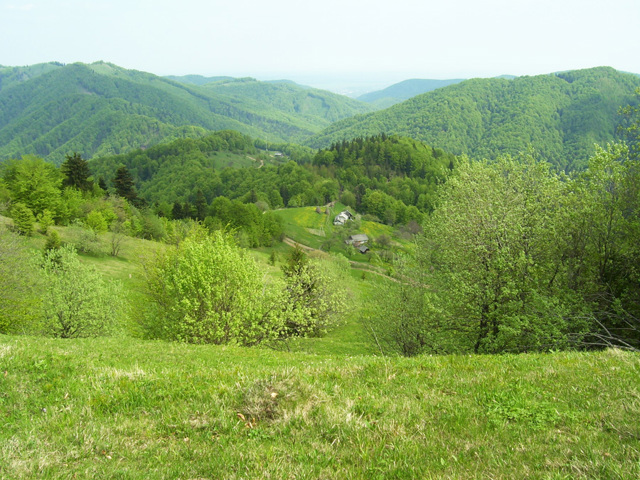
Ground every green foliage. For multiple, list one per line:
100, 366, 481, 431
44, 229, 61, 252
90, 133, 451, 232
143, 230, 282, 345
61, 152, 93, 191
9, 202, 35, 236
84, 210, 108, 233
66, 223, 103, 255
564, 143, 640, 348
378, 144, 640, 355
0, 62, 373, 164
40, 245, 124, 338
36, 208, 54, 234
0, 227, 41, 333
2, 155, 61, 217
377, 155, 587, 355
619, 87, 640, 156
113, 165, 139, 205
310, 67, 640, 170
280, 248, 350, 337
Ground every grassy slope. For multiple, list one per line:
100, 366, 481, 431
1, 337, 638, 479
3, 218, 639, 478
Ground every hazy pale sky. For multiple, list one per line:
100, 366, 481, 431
1, 0, 639, 93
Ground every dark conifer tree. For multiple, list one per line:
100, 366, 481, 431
61, 153, 93, 191
97, 177, 108, 192
113, 166, 138, 204
195, 189, 207, 221
171, 202, 184, 220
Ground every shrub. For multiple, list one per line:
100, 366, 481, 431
41, 245, 124, 338
143, 230, 282, 345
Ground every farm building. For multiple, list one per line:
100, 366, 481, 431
333, 210, 355, 226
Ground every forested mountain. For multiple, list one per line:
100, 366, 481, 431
0, 62, 373, 164
310, 67, 640, 170
358, 78, 465, 108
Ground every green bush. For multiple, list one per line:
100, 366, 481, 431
41, 245, 124, 338
143, 230, 282, 345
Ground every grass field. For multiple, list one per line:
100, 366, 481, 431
3, 215, 640, 478
1, 337, 638, 479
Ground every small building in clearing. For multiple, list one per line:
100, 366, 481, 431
345, 234, 369, 247
333, 210, 355, 226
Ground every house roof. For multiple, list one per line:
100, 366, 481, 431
349, 234, 369, 243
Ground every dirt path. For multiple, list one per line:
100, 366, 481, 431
282, 236, 398, 282
247, 156, 264, 168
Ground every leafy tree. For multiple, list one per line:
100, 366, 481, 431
381, 154, 591, 355
143, 230, 282, 345
619, 87, 640, 157
0, 227, 42, 334
2, 155, 61, 217
44, 230, 62, 252
564, 144, 640, 349
61, 152, 93, 191
84, 210, 108, 233
40, 245, 124, 338
37, 209, 55, 234
98, 177, 109, 193
195, 189, 207, 221
280, 247, 349, 337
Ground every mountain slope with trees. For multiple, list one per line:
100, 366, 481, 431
311, 67, 640, 170
357, 78, 466, 108
0, 62, 373, 164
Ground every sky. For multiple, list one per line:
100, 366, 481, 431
1, 0, 639, 95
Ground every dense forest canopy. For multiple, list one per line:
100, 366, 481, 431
89, 131, 456, 226
309, 67, 640, 170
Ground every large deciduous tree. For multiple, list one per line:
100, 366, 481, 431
372, 154, 591, 355
2, 155, 61, 217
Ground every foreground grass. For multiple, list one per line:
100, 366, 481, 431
1, 337, 638, 479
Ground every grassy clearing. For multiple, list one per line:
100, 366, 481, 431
1, 336, 638, 479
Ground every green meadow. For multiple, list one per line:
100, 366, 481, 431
1, 221, 639, 479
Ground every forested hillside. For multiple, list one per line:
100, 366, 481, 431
0, 62, 373, 164
310, 67, 640, 170
357, 78, 465, 108
90, 131, 456, 226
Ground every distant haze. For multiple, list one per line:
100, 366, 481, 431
1, 0, 639, 95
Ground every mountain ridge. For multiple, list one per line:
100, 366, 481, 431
0, 62, 373, 164
309, 66, 640, 170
